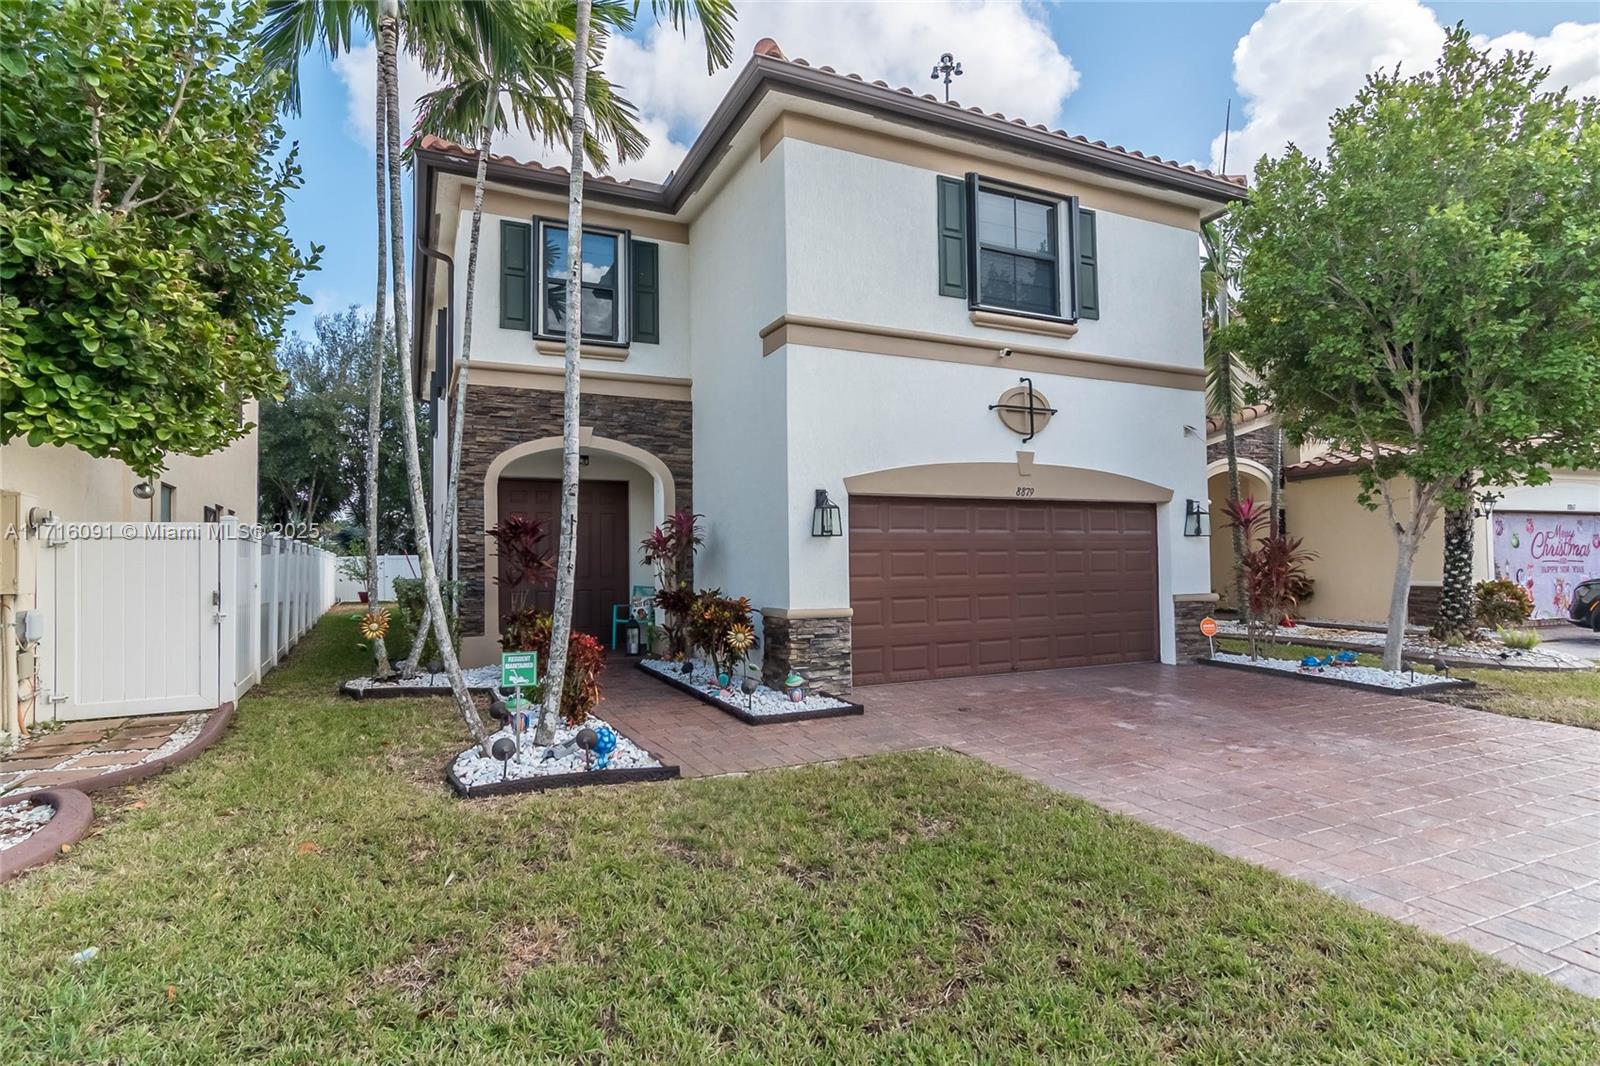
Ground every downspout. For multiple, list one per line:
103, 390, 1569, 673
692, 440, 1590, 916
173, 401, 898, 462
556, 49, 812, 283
417, 239, 455, 582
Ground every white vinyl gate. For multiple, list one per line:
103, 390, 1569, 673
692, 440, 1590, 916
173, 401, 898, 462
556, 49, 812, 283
36, 521, 336, 722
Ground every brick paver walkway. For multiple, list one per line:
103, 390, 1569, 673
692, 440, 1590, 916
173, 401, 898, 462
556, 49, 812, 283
605, 662, 1600, 996
0, 712, 208, 796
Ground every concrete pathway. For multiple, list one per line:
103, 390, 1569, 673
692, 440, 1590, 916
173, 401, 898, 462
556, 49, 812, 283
605, 661, 1600, 996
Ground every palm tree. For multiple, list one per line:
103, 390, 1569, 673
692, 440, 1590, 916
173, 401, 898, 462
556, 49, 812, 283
259, 0, 396, 673
259, 0, 529, 749
398, 0, 645, 675
1201, 216, 1250, 624
537, 0, 735, 744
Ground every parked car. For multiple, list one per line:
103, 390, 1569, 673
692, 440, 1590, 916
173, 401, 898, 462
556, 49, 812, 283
1570, 577, 1600, 631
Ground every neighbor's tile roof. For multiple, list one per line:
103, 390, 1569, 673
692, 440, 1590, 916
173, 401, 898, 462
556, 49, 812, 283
1286, 449, 1379, 478
415, 39, 1247, 194
1205, 403, 1273, 436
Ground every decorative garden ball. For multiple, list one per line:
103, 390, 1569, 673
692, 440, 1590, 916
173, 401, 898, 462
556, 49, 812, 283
593, 725, 617, 769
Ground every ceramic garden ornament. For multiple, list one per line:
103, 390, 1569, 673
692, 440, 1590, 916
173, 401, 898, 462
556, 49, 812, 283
784, 671, 805, 702
593, 726, 618, 769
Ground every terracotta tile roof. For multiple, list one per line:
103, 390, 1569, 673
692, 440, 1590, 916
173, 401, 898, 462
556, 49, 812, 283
414, 39, 1248, 195
1285, 448, 1391, 478
1205, 403, 1273, 436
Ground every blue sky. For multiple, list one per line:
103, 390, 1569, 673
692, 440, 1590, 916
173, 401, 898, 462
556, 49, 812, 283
276, 1, 1600, 336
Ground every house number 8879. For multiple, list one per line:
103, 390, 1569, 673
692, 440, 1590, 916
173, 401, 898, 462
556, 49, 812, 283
1015, 486, 1035, 497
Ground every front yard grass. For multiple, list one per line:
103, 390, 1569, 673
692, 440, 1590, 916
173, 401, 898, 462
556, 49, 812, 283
2, 613, 1596, 1063
1217, 637, 1600, 730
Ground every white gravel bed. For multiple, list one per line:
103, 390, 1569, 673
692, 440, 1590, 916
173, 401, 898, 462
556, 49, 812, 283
345, 664, 502, 693
641, 658, 852, 716
0, 799, 55, 851
450, 715, 661, 787
1210, 652, 1462, 689
1214, 621, 1592, 670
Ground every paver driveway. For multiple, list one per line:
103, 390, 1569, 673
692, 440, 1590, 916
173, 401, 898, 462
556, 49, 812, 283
605, 662, 1600, 996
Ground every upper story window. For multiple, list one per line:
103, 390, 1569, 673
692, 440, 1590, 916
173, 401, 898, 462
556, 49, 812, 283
937, 174, 1099, 322
539, 222, 624, 343
975, 188, 1058, 317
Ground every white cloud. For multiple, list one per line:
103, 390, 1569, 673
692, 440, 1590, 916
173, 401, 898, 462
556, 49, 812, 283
334, 2, 1079, 181
1212, 2, 1600, 174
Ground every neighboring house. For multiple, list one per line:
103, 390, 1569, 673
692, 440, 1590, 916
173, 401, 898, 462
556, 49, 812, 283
0, 403, 260, 738
1203, 409, 1600, 624
412, 39, 1245, 689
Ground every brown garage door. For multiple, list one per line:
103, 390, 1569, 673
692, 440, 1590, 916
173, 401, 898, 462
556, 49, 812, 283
849, 496, 1158, 685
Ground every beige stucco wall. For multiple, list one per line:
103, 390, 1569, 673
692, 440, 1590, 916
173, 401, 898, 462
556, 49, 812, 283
1284, 473, 1445, 624
0, 401, 259, 524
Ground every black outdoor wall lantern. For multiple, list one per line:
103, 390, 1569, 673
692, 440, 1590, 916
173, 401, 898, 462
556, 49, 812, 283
1184, 499, 1210, 537
812, 489, 844, 537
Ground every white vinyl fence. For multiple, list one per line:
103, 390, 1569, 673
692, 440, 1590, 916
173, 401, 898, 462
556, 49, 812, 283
36, 519, 336, 721
334, 553, 420, 603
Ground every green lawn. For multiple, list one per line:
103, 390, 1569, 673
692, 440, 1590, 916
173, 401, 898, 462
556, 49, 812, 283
1217, 638, 1600, 730
3, 614, 1596, 1063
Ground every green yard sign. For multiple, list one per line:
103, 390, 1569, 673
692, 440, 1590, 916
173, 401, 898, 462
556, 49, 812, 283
501, 651, 539, 688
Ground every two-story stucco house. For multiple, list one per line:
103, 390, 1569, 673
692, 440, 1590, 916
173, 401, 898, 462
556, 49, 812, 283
410, 39, 1245, 691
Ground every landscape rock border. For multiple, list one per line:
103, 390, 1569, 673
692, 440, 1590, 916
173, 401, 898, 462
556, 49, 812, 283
339, 678, 500, 701
444, 759, 680, 798
1199, 656, 1475, 696
0, 789, 93, 884
8, 702, 237, 798
637, 660, 865, 725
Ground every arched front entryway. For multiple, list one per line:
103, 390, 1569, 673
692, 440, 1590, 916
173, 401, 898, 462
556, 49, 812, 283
460, 431, 677, 666
1206, 457, 1274, 612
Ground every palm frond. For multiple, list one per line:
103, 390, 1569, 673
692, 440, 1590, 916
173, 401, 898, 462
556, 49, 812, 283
641, 0, 737, 72
256, 0, 377, 114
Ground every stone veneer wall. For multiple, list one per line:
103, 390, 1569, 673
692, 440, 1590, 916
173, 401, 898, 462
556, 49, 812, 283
1406, 583, 1443, 627
762, 614, 853, 693
1173, 594, 1220, 661
458, 383, 692, 639
1206, 423, 1278, 468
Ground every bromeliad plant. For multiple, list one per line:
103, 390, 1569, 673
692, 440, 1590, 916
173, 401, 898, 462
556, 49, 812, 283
1223, 497, 1317, 659
640, 510, 704, 658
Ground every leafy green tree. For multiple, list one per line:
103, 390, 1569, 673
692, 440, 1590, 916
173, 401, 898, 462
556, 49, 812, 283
0, 0, 317, 476
1228, 27, 1600, 670
258, 307, 421, 549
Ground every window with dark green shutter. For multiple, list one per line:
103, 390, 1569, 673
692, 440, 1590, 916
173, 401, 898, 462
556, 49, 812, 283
936, 175, 968, 298
1075, 208, 1099, 320
499, 220, 531, 330
632, 239, 659, 343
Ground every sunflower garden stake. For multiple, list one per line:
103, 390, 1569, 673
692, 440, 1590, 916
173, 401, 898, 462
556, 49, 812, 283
724, 622, 757, 709
359, 609, 392, 678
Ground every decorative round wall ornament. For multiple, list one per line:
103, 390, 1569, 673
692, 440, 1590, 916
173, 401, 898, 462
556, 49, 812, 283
993, 383, 1054, 438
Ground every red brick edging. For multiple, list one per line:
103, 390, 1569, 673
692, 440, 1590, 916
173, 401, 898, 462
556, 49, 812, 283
0, 788, 93, 884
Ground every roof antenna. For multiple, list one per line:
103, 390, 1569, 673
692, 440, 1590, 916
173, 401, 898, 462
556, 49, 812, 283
930, 52, 962, 103
1220, 98, 1232, 175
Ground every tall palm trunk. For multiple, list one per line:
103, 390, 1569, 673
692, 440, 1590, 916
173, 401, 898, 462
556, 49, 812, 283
379, 8, 487, 751
538, 0, 592, 746
365, 50, 392, 677
1432, 474, 1476, 640
404, 89, 497, 672
1220, 381, 1248, 622
1269, 425, 1283, 537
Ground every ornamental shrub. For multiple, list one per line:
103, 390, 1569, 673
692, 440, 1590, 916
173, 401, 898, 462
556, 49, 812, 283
391, 577, 462, 666
1475, 579, 1533, 629
1496, 627, 1541, 651
499, 611, 606, 725
686, 589, 755, 678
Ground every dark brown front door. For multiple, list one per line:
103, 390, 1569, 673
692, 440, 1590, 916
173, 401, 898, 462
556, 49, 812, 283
849, 496, 1158, 685
497, 478, 629, 640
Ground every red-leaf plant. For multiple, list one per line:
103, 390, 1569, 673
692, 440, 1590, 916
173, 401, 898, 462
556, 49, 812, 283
1222, 497, 1317, 659
640, 510, 704, 658
488, 515, 554, 611
500, 612, 607, 727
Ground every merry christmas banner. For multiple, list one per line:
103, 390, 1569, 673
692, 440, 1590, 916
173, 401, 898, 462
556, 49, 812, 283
1491, 512, 1600, 620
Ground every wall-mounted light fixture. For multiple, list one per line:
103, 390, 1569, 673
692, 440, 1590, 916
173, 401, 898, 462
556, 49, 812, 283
811, 489, 843, 537
1183, 499, 1210, 537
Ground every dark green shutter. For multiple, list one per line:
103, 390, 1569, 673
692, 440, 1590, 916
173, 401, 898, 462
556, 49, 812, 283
631, 239, 659, 343
1075, 208, 1099, 320
936, 175, 968, 298
499, 220, 531, 330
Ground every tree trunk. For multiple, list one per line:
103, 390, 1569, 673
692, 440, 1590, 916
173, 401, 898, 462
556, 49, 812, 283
1269, 425, 1283, 539
364, 40, 391, 678
403, 95, 497, 673
538, 0, 592, 746
1431, 475, 1476, 642
1383, 527, 1422, 671
1219, 357, 1249, 628
379, 10, 487, 752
